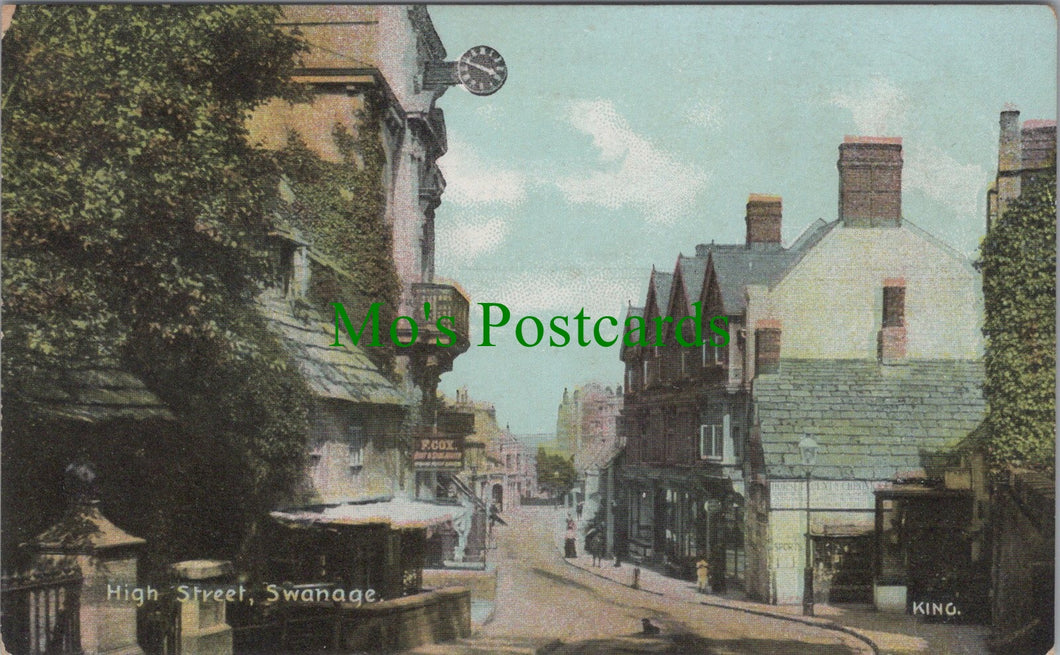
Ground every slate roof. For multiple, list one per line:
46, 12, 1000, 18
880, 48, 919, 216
754, 359, 985, 480
674, 256, 709, 313
620, 305, 644, 358
13, 363, 173, 423
648, 271, 673, 316
258, 290, 409, 406
698, 220, 835, 315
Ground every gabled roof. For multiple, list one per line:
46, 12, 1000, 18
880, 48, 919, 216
699, 219, 835, 315
671, 255, 709, 316
258, 290, 409, 406
620, 305, 645, 359
646, 270, 673, 317
753, 359, 985, 480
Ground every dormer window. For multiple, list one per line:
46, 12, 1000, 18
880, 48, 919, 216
275, 238, 310, 299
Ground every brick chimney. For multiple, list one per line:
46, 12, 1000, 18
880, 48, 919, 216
878, 278, 907, 362
745, 194, 782, 248
995, 108, 1024, 222
754, 321, 781, 376
998, 108, 1022, 174
837, 136, 903, 228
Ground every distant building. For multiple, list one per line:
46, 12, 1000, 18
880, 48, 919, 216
486, 428, 537, 510
556, 383, 622, 457
618, 135, 985, 607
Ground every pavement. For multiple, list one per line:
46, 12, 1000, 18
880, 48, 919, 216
557, 511, 992, 655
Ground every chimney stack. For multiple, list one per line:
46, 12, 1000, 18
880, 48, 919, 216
998, 108, 1022, 173
745, 194, 782, 248
995, 108, 1024, 221
754, 321, 782, 376
837, 136, 903, 228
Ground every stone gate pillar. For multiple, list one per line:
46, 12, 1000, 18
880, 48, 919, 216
170, 560, 234, 655
25, 461, 145, 655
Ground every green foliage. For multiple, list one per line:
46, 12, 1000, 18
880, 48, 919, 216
2, 5, 313, 571
537, 447, 578, 498
275, 110, 401, 375
976, 172, 1056, 473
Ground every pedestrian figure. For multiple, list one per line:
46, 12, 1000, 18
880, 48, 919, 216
696, 555, 710, 594
588, 530, 604, 567
564, 520, 577, 558
576, 501, 584, 519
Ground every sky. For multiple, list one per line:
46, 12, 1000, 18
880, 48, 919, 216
427, 5, 1056, 435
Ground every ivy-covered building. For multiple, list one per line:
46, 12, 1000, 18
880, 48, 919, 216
243, 6, 491, 574
246, 5, 475, 510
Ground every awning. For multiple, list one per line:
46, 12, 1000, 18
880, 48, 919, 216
272, 499, 458, 530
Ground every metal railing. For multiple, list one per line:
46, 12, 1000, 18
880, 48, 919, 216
409, 283, 470, 346
1, 566, 83, 655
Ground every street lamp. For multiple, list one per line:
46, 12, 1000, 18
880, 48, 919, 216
798, 435, 818, 617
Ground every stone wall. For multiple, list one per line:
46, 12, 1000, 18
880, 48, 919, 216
423, 567, 496, 602
234, 587, 471, 652
990, 469, 1054, 653
338, 587, 471, 651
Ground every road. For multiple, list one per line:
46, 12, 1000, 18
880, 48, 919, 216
453, 506, 872, 654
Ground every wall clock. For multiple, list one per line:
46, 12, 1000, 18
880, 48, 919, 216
457, 46, 507, 96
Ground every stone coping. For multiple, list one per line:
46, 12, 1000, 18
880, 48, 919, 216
338, 586, 470, 615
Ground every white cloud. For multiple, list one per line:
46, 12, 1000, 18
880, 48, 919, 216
437, 138, 528, 206
558, 99, 709, 225
904, 144, 990, 218
830, 78, 908, 136
485, 269, 642, 320
436, 215, 510, 267
684, 100, 721, 129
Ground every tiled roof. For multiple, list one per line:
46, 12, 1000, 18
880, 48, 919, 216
258, 290, 409, 406
13, 363, 173, 423
698, 220, 834, 315
754, 359, 985, 480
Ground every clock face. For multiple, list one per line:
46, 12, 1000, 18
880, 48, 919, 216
457, 46, 507, 96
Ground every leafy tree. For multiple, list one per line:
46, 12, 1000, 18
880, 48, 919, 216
2, 5, 313, 573
537, 447, 577, 499
976, 172, 1056, 473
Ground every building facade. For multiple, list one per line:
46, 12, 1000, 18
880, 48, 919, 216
247, 6, 477, 512
619, 135, 986, 603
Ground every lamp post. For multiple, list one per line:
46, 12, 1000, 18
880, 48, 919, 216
798, 435, 818, 617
